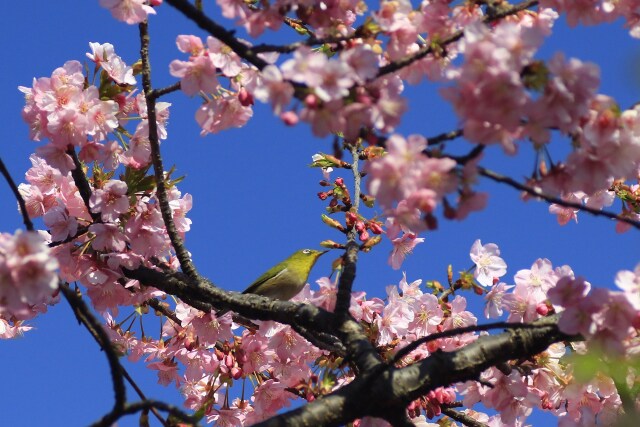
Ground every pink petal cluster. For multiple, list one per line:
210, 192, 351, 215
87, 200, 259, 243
367, 134, 457, 233
0, 230, 59, 320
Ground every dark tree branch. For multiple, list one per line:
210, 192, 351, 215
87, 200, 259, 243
0, 156, 34, 231
60, 285, 126, 416
442, 407, 488, 427
138, 20, 199, 278
90, 399, 199, 427
67, 147, 101, 223
120, 369, 170, 427
391, 320, 551, 365
255, 315, 573, 426
123, 266, 342, 353
427, 128, 464, 146
478, 166, 640, 230
150, 82, 181, 100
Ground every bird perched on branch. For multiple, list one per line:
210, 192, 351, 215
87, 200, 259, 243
216, 248, 327, 316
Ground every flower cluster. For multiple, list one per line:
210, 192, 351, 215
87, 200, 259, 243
0, 230, 59, 321
13, 44, 192, 318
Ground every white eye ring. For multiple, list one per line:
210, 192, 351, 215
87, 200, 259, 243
303, 249, 311, 254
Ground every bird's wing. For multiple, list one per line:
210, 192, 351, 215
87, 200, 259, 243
242, 267, 289, 295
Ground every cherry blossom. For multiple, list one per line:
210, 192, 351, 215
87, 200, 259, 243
469, 239, 507, 287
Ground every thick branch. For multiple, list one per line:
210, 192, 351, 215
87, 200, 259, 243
256, 315, 572, 426
123, 266, 342, 352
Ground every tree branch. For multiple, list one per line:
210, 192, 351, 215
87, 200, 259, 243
60, 284, 126, 416
164, 0, 268, 70
138, 20, 199, 278
0, 156, 33, 231
442, 407, 488, 427
255, 314, 572, 426
478, 166, 640, 230
376, 0, 539, 78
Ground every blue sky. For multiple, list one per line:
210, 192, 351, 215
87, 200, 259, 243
1, 2, 639, 426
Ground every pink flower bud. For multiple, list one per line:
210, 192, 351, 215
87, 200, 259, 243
238, 87, 254, 106
280, 111, 299, 126
318, 192, 328, 200
536, 303, 550, 316
369, 222, 383, 234
359, 230, 370, 241
335, 177, 344, 187
305, 94, 319, 109
231, 366, 243, 380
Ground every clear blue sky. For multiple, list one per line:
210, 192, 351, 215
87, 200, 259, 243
1, 2, 639, 426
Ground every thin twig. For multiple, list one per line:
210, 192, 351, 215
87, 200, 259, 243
427, 129, 463, 146
478, 167, 640, 230
442, 407, 489, 427
391, 321, 543, 365
67, 148, 101, 223
138, 20, 199, 278
0, 157, 34, 231
376, 0, 539, 78
121, 369, 169, 426
60, 285, 127, 413
164, 0, 268, 70
150, 82, 181, 100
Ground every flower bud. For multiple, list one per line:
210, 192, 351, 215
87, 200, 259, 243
280, 111, 299, 126
238, 87, 254, 106
368, 221, 383, 234
321, 214, 345, 231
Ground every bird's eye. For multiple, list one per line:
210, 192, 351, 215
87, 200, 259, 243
303, 249, 311, 254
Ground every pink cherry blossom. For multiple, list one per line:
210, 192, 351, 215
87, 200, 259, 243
0, 230, 59, 320
196, 94, 253, 135
469, 239, 507, 287
615, 264, 640, 310
89, 179, 130, 221
99, 0, 157, 25
388, 233, 425, 270
169, 54, 219, 97
43, 206, 78, 242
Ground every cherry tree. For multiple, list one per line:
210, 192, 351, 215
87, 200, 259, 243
1, 0, 640, 426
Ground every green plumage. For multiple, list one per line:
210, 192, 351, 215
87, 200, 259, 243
217, 249, 326, 316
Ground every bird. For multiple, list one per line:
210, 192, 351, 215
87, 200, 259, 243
216, 248, 327, 316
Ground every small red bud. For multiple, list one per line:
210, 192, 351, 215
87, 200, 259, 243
238, 87, 254, 106
355, 221, 365, 232
359, 230, 370, 241
318, 192, 328, 200
369, 222, 383, 234
346, 212, 358, 226
231, 366, 243, 380
304, 94, 319, 109
335, 177, 344, 187
225, 354, 234, 369
280, 111, 299, 126
329, 198, 338, 208
536, 303, 550, 316
214, 348, 224, 360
